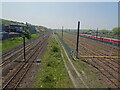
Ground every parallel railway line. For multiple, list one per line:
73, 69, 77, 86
1, 31, 119, 88
65, 35, 119, 64
16, 36, 49, 88
2, 36, 40, 59
2, 33, 51, 89
63, 34, 119, 88
64, 38, 119, 72
1, 35, 45, 66
65, 34, 118, 56
2, 34, 49, 79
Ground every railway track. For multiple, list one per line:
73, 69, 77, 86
64, 37, 119, 69
2, 36, 40, 59
3, 33, 48, 66
56, 34, 89, 88
64, 34, 119, 65
66, 32, 119, 50
63, 34, 119, 88
1, 34, 45, 66
2, 33, 51, 89
82, 58, 118, 88
17, 35, 49, 88
65, 34, 118, 56
2, 34, 49, 78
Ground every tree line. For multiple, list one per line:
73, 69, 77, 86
82, 27, 120, 35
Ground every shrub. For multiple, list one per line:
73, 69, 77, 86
52, 46, 59, 52
22, 28, 31, 39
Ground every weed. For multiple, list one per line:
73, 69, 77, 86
52, 45, 59, 52
43, 74, 54, 83
33, 36, 73, 88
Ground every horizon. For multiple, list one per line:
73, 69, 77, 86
1, 2, 118, 30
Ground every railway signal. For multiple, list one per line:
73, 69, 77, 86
76, 21, 80, 59
15, 30, 26, 62
23, 36, 26, 62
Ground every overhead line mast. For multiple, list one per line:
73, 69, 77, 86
76, 21, 80, 59
62, 26, 63, 39
96, 27, 99, 37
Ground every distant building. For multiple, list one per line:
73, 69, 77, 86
5, 24, 25, 32
1, 24, 24, 39
36, 28, 45, 32
0, 32, 9, 39
1, 24, 8, 32
0, 24, 9, 39
1, 23, 37, 39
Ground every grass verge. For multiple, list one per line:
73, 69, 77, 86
33, 35, 73, 88
0, 43, 2, 52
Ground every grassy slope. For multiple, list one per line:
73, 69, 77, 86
33, 35, 73, 88
1, 33, 41, 52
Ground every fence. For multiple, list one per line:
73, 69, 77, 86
56, 33, 77, 60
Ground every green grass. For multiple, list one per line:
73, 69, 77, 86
2, 37, 23, 52
0, 43, 2, 52
31, 33, 40, 38
33, 36, 73, 88
1, 33, 42, 52
71, 59, 106, 88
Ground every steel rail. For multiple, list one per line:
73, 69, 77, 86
13, 35, 50, 89
1, 34, 47, 67
2, 34, 50, 89
2, 36, 40, 58
63, 34, 119, 88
